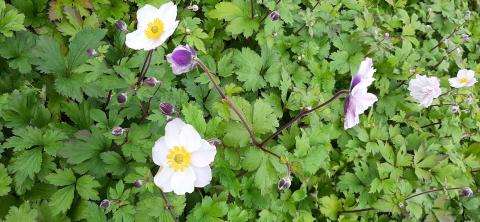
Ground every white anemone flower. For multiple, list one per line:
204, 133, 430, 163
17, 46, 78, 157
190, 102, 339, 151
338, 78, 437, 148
126, 2, 179, 51
408, 75, 441, 107
448, 69, 477, 88
152, 118, 216, 195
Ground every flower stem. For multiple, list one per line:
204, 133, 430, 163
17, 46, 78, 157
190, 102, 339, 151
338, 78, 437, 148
250, 0, 255, 19
135, 50, 154, 89
139, 84, 162, 123
430, 20, 467, 52
259, 90, 350, 147
432, 46, 460, 68
103, 44, 127, 111
293, 0, 320, 35
159, 188, 178, 222
338, 207, 375, 214
259, 0, 282, 23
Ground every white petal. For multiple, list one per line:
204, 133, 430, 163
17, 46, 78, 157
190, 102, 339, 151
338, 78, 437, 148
191, 140, 216, 167
178, 123, 202, 152
165, 118, 186, 147
170, 167, 195, 195
158, 2, 177, 25
192, 166, 212, 188
136, 4, 159, 27
152, 21, 179, 50
449, 78, 463, 88
152, 137, 168, 165
125, 29, 153, 50
154, 167, 175, 193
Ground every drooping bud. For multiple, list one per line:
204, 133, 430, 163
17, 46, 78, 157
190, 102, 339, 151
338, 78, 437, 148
450, 105, 460, 113
133, 179, 144, 188
111, 127, 125, 136
462, 34, 470, 42
159, 102, 175, 115
187, 4, 199, 12
117, 92, 128, 104
99, 199, 110, 209
278, 177, 291, 191
463, 187, 474, 197
87, 48, 98, 57
144, 77, 160, 87
269, 10, 280, 21
465, 97, 474, 104
115, 20, 128, 32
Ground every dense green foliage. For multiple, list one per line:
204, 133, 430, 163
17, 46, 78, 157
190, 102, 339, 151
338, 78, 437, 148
0, 0, 479, 221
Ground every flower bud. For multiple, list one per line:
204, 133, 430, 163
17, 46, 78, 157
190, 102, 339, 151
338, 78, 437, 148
384, 32, 391, 41
87, 48, 98, 57
272, 31, 278, 37
187, 4, 199, 12
117, 92, 128, 104
450, 105, 460, 113
185, 28, 191, 34
99, 199, 110, 209
278, 177, 291, 191
465, 97, 474, 104
463, 109, 471, 113
144, 77, 160, 87
115, 20, 128, 32
270, 10, 280, 21
133, 179, 144, 188
159, 102, 175, 115
465, 10, 471, 20
463, 187, 473, 197
462, 34, 470, 42
111, 127, 125, 136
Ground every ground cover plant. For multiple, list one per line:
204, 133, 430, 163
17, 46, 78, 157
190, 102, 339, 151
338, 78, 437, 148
0, 0, 479, 221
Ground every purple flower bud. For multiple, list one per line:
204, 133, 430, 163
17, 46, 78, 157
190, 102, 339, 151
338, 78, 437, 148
144, 77, 160, 87
133, 179, 144, 188
159, 102, 175, 115
111, 127, 125, 136
115, 20, 127, 32
87, 48, 98, 57
270, 10, 280, 21
278, 177, 291, 191
465, 97, 474, 104
187, 4, 199, 12
166, 45, 197, 75
272, 31, 278, 37
99, 199, 110, 209
463, 187, 473, 197
462, 34, 470, 42
450, 105, 460, 113
117, 93, 128, 104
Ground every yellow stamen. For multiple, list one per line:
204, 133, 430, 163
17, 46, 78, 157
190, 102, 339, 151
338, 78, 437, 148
144, 18, 164, 40
166, 146, 191, 172
459, 77, 470, 84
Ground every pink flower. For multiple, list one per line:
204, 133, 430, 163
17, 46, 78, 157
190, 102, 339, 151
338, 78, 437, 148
166, 45, 197, 75
448, 69, 477, 88
344, 58, 378, 129
408, 75, 441, 107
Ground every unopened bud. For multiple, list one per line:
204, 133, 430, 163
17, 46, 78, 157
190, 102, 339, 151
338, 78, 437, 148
272, 31, 278, 37
463, 109, 471, 113
462, 33, 470, 42
115, 20, 127, 32
99, 199, 110, 209
463, 187, 474, 197
159, 102, 175, 115
450, 105, 460, 113
384, 32, 391, 41
111, 127, 125, 136
465, 97, 474, 104
269, 11, 280, 21
278, 177, 291, 191
144, 77, 160, 87
133, 179, 144, 188
87, 48, 98, 57
465, 11, 471, 20
185, 28, 191, 34
187, 4, 199, 12
117, 93, 128, 104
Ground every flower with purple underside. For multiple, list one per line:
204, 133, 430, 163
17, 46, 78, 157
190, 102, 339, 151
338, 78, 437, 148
408, 75, 441, 107
166, 45, 197, 75
344, 58, 378, 129
449, 69, 477, 88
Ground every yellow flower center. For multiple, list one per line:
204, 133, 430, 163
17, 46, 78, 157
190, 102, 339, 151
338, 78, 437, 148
459, 77, 470, 84
144, 18, 164, 40
166, 146, 191, 172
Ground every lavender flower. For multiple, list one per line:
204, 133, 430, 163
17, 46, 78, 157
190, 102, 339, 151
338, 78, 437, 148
166, 45, 197, 75
344, 58, 378, 129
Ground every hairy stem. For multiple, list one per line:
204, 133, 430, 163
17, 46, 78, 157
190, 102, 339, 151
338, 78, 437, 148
430, 20, 467, 52
259, 90, 350, 147
135, 50, 154, 89
159, 189, 178, 222
338, 207, 375, 214
404, 187, 464, 200
139, 84, 162, 123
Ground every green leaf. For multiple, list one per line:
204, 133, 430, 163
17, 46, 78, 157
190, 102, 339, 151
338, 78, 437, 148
76, 175, 101, 200
0, 31, 35, 73
319, 195, 342, 220
9, 148, 42, 184
207, 2, 242, 21
233, 48, 266, 91
49, 185, 75, 215
46, 168, 76, 187
252, 99, 279, 135
2, 126, 67, 156
182, 103, 207, 135
0, 0, 26, 37
32, 35, 66, 74
0, 163, 12, 196
5, 202, 37, 222
100, 151, 126, 176
67, 28, 107, 70
255, 158, 277, 195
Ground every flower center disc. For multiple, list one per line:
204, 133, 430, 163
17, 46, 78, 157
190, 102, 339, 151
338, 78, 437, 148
167, 146, 191, 172
145, 18, 164, 40
459, 77, 470, 84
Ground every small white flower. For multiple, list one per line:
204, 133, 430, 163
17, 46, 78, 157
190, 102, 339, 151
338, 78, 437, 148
126, 2, 179, 51
408, 75, 441, 107
448, 69, 477, 88
152, 118, 216, 195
